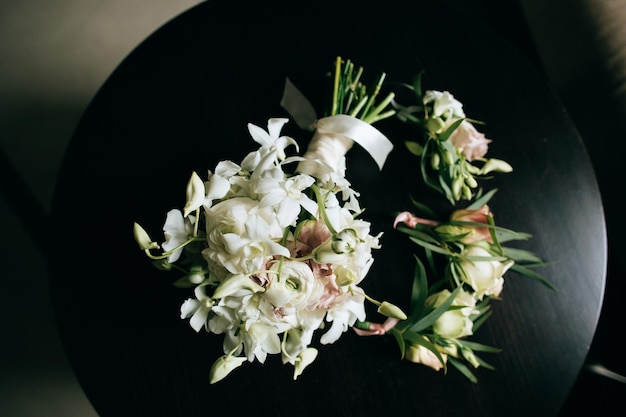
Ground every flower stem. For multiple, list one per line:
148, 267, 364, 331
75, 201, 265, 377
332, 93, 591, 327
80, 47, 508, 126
311, 184, 338, 235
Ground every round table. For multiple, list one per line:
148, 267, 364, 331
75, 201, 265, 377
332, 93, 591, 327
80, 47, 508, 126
49, 1, 607, 416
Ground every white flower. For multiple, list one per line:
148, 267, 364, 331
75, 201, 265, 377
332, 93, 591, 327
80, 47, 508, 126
423, 90, 465, 135
449, 120, 492, 162
241, 322, 282, 363
203, 163, 238, 209
203, 197, 289, 274
161, 209, 195, 263
293, 348, 318, 380
459, 245, 513, 299
424, 90, 465, 119
264, 260, 322, 310
320, 290, 366, 344
426, 289, 477, 339
241, 118, 298, 172
180, 282, 214, 332
406, 341, 446, 371
254, 169, 318, 227
209, 354, 247, 384
183, 171, 206, 217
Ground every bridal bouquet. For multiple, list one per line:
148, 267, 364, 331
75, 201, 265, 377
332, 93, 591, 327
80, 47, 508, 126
133, 57, 405, 383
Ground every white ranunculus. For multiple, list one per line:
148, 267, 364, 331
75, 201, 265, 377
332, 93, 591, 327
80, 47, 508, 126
459, 245, 514, 299
202, 197, 289, 274
264, 260, 322, 310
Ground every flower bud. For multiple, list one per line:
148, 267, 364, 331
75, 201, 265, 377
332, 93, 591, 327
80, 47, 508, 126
293, 348, 318, 380
405, 342, 446, 371
187, 265, 206, 284
331, 229, 358, 254
449, 205, 493, 244
377, 301, 408, 320
133, 222, 160, 250
212, 274, 264, 299
312, 229, 358, 264
465, 175, 478, 189
460, 346, 480, 368
442, 149, 455, 165
480, 158, 513, 174
425, 117, 446, 135
462, 185, 472, 200
430, 152, 440, 170
209, 354, 247, 384
452, 175, 464, 201
335, 266, 357, 286
183, 171, 206, 217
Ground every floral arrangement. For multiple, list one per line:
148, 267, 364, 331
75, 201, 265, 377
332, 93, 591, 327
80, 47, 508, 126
133, 56, 551, 384
363, 72, 553, 381
133, 57, 405, 383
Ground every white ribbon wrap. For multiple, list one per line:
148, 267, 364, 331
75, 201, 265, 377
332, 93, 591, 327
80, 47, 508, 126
280, 77, 394, 173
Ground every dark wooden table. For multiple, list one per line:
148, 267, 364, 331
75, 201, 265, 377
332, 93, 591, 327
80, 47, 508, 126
49, 1, 607, 416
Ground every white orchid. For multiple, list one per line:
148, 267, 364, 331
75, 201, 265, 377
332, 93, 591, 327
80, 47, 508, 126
161, 209, 195, 263
241, 118, 298, 172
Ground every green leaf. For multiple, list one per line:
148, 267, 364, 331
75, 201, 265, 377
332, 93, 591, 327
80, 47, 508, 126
412, 70, 424, 98
397, 224, 440, 244
471, 309, 492, 331
390, 329, 406, 359
474, 355, 496, 371
457, 339, 502, 353
410, 286, 461, 333
495, 229, 533, 243
510, 264, 557, 291
408, 236, 450, 256
408, 197, 440, 220
439, 118, 465, 142
448, 356, 478, 383
467, 188, 497, 209
405, 141, 424, 156
409, 256, 429, 321
502, 247, 543, 263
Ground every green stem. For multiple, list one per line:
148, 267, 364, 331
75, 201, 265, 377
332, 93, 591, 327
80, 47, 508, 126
363, 92, 396, 123
142, 235, 204, 260
311, 184, 338, 235
331, 56, 342, 116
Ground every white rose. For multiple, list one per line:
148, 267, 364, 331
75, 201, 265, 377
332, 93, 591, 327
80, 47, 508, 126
459, 245, 514, 299
426, 289, 477, 339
